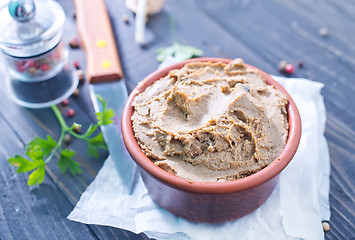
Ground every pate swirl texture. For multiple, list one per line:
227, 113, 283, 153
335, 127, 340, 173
131, 59, 288, 182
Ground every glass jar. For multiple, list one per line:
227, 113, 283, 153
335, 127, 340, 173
0, 0, 78, 108
5, 41, 67, 82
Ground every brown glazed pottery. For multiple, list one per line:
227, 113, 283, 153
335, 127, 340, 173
121, 58, 302, 223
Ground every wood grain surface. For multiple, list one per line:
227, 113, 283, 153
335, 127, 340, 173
0, 0, 353, 239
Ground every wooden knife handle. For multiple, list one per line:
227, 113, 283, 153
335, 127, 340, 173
73, 0, 123, 83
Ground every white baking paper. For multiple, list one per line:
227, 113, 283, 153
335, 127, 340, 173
68, 76, 330, 240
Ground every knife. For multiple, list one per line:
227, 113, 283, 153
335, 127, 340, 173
73, 0, 137, 193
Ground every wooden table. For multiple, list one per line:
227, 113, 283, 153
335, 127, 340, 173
0, 0, 354, 239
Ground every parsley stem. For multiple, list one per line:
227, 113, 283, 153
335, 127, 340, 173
68, 130, 85, 139
45, 130, 64, 163
51, 105, 69, 131
170, 16, 178, 44
44, 105, 67, 163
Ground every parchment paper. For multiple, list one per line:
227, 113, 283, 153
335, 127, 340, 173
68, 76, 330, 240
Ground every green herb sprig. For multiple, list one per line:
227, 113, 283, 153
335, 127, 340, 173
8, 95, 114, 186
157, 16, 203, 62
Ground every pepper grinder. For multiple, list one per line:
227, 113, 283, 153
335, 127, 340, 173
0, 0, 78, 108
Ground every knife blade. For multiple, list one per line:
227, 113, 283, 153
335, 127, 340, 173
73, 0, 137, 193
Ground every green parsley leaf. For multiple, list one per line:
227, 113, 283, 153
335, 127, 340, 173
96, 95, 114, 126
29, 135, 56, 157
25, 144, 44, 162
174, 43, 203, 60
27, 165, 45, 186
96, 108, 114, 126
8, 154, 45, 186
87, 143, 99, 159
157, 43, 203, 63
157, 46, 175, 62
8, 155, 41, 173
58, 149, 83, 175
88, 132, 107, 149
87, 132, 108, 158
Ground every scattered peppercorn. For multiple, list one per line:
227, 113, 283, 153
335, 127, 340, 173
69, 37, 80, 49
63, 134, 71, 144
284, 64, 295, 75
278, 60, 287, 73
122, 14, 130, 24
73, 125, 81, 134
74, 61, 80, 70
297, 60, 304, 68
77, 69, 85, 84
65, 108, 75, 117
278, 60, 295, 75
72, 88, 80, 97
322, 221, 330, 232
319, 27, 328, 37
61, 99, 69, 106
279, 60, 287, 69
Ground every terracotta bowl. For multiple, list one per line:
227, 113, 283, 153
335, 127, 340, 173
121, 57, 301, 223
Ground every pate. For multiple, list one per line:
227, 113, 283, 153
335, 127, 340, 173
131, 59, 289, 182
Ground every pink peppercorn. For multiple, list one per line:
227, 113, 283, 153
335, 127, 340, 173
17, 65, 26, 73
69, 37, 80, 49
284, 64, 295, 75
65, 108, 75, 117
77, 69, 84, 84
61, 99, 69, 106
25, 60, 36, 68
74, 61, 80, 69
72, 88, 80, 97
40, 64, 51, 71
